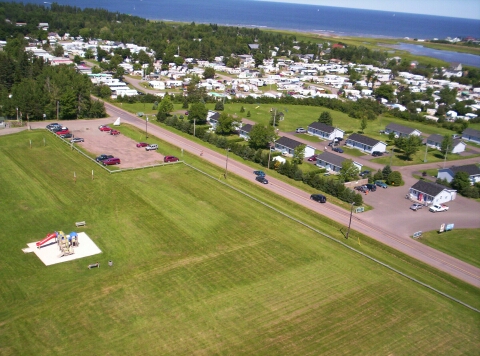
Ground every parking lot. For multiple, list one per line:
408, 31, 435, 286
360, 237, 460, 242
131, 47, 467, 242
38, 119, 164, 169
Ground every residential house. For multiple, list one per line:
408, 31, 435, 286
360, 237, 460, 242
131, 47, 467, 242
307, 122, 344, 141
274, 136, 315, 157
462, 128, 480, 144
239, 123, 253, 141
206, 110, 220, 129
437, 164, 480, 185
315, 151, 362, 173
426, 134, 466, 153
345, 134, 387, 154
385, 123, 422, 138
408, 180, 456, 205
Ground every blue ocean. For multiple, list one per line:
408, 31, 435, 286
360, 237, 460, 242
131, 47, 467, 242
10, 0, 480, 39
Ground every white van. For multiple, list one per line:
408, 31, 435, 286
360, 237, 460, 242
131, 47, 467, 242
145, 144, 158, 151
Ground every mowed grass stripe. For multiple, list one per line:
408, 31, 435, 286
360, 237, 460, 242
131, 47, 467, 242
0, 131, 479, 355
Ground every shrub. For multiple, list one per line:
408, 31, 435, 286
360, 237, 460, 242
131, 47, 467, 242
386, 171, 403, 186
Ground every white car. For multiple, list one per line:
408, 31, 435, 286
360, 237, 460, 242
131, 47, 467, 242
429, 204, 449, 213
145, 144, 158, 151
295, 127, 306, 133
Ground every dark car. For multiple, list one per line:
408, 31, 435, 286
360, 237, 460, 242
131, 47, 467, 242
307, 155, 317, 162
365, 183, 377, 192
136, 142, 148, 148
255, 176, 268, 184
332, 147, 344, 153
372, 151, 384, 157
103, 157, 120, 166
52, 126, 67, 132
328, 141, 338, 147
359, 170, 370, 177
253, 170, 266, 177
335, 137, 343, 142
46, 123, 60, 130
96, 154, 114, 162
110, 129, 120, 135
164, 156, 179, 162
60, 133, 73, 139
310, 194, 327, 203
354, 185, 368, 193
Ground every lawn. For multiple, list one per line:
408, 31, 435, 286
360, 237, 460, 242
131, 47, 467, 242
418, 229, 480, 269
2, 130, 478, 354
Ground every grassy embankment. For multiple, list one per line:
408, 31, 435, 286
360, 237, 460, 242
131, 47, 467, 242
0, 129, 479, 355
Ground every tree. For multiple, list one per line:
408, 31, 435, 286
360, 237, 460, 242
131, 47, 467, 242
374, 84, 395, 102
157, 95, 174, 116
386, 171, 403, 186
215, 112, 236, 135
188, 102, 208, 124
440, 134, 453, 157
382, 165, 392, 180
360, 117, 368, 133
270, 110, 283, 126
203, 67, 215, 79
394, 135, 423, 160
339, 159, 359, 182
292, 144, 306, 165
438, 86, 458, 106
53, 44, 64, 57
182, 100, 189, 109
214, 101, 224, 111
318, 111, 332, 125
373, 169, 383, 181
240, 106, 245, 113
247, 110, 251, 117
248, 124, 275, 149
451, 171, 471, 194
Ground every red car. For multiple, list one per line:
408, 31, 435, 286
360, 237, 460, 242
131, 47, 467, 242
102, 157, 120, 165
99, 125, 111, 131
110, 130, 120, 135
307, 155, 317, 162
56, 129, 70, 135
164, 156, 179, 163
136, 142, 148, 147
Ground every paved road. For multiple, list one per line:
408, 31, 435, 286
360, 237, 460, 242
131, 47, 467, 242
85, 102, 480, 288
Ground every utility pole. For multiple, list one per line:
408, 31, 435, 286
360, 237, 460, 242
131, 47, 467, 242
423, 143, 428, 163
145, 115, 149, 139
443, 145, 449, 169
346, 203, 355, 239
56, 100, 59, 120
193, 118, 196, 137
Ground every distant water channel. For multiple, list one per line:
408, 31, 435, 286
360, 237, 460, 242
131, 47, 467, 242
386, 43, 480, 68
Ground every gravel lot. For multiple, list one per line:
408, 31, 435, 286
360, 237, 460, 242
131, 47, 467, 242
39, 119, 164, 169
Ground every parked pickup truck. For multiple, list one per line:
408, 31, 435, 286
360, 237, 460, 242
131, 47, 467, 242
429, 204, 449, 213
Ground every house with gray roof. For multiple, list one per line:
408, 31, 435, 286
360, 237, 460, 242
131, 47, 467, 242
437, 164, 480, 185
307, 122, 344, 141
408, 180, 456, 205
315, 151, 362, 173
274, 136, 315, 157
345, 133, 386, 154
239, 123, 253, 141
426, 134, 466, 153
385, 123, 422, 138
462, 128, 480, 144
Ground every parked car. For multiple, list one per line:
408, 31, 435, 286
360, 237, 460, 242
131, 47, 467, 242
110, 129, 120, 135
136, 142, 148, 147
365, 183, 377, 191
60, 133, 73, 139
103, 157, 120, 165
254, 170, 266, 177
310, 194, 327, 203
46, 123, 60, 130
375, 180, 388, 188
164, 156, 179, 162
307, 155, 317, 162
99, 125, 111, 131
96, 154, 114, 162
372, 151, 384, 157
360, 170, 370, 177
255, 176, 268, 184
71, 137, 84, 143
335, 137, 343, 142
56, 129, 70, 135
295, 127, 306, 133
145, 144, 158, 151
52, 126, 67, 132
328, 141, 338, 147
332, 147, 344, 153
429, 204, 449, 213
410, 203, 423, 211
354, 185, 368, 193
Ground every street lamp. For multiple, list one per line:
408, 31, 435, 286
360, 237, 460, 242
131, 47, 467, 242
346, 202, 355, 239
145, 115, 149, 140
224, 148, 230, 179
389, 149, 393, 167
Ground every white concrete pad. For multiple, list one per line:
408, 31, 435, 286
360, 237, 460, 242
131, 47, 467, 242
26, 232, 102, 266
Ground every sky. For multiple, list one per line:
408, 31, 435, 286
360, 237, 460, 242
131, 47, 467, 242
258, 0, 480, 20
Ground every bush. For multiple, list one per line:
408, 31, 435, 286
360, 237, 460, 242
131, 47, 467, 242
386, 171, 403, 186
215, 101, 224, 111
382, 165, 392, 180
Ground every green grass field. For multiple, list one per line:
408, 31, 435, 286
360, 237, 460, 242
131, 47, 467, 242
418, 229, 480, 269
1, 130, 479, 355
